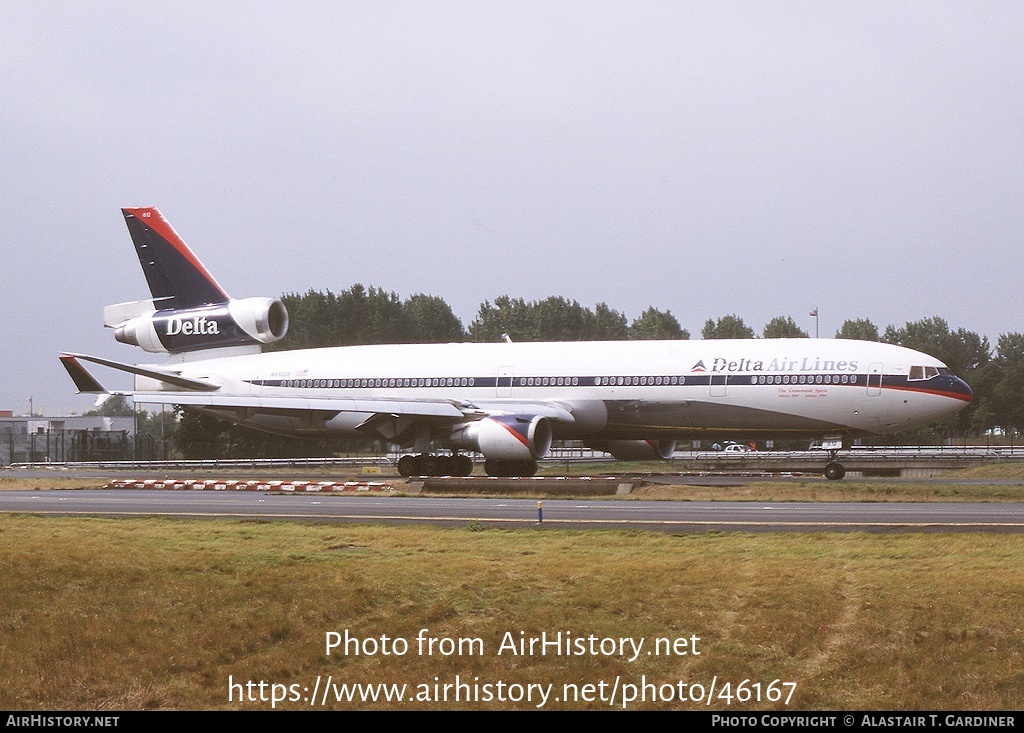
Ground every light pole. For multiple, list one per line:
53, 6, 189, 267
809, 308, 819, 338
26, 396, 33, 417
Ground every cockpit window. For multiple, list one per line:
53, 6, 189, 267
909, 366, 940, 380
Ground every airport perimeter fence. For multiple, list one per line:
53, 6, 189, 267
0, 428, 172, 466
6, 455, 397, 472
7, 444, 1022, 473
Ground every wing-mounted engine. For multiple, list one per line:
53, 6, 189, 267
107, 297, 289, 354
449, 415, 552, 461
447, 414, 553, 478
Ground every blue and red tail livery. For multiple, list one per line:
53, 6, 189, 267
122, 207, 229, 309
109, 208, 288, 354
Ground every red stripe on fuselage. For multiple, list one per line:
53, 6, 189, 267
885, 384, 972, 402
122, 207, 229, 301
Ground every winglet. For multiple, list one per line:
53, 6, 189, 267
59, 355, 108, 394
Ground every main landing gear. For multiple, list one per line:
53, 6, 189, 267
483, 459, 538, 478
397, 453, 474, 477
395, 454, 539, 478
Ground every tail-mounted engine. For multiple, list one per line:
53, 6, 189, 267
107, 296, 289, 354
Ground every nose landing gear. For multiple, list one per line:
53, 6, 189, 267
819, 437, 847, 480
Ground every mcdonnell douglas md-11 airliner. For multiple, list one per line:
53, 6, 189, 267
61, 208, 972, 479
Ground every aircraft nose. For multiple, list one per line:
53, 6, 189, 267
945, 374, 972, 404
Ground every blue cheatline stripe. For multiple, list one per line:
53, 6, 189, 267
242, 373, 969, 400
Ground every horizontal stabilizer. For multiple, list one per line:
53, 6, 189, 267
103, 298, 169, 328
61, 353, 221, 392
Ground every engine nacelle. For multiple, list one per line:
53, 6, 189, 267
113, 297, 289, 354
228, 297, 290, 344
449, 415, 552, 461
585, 439, 676, 461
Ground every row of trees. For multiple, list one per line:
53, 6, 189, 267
275, 287, 689, 348
278, 290, 845, 344
702, 314, 807, 339
273, 286, 464, 349
144, 284, 1024, 456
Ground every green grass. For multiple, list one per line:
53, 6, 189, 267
0, 515, 1022, 710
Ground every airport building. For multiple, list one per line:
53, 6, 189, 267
0, 413, 136, 465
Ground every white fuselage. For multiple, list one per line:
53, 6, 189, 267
137, 338, 972, 444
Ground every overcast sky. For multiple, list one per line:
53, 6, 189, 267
2, 2, 1021, 415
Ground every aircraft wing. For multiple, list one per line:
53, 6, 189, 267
129, 390, 576, 424
457, 400, 576, 423
62, 352, 576, 425
130, 389, 469, 419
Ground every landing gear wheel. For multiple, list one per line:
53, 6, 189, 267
453, 454, 474, 477
400, 453, 477, 477
397, 455, 415, 477
484, 459, 538, 477
397, 454, 433, 477
436, 455, 454, 476
824, 462, 846, 481
420, 455, 438, 476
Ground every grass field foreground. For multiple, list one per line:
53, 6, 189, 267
0, 515, 1021, 710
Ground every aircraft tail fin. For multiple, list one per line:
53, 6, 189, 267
121, 207, 229, 309
96, 208, 288, 355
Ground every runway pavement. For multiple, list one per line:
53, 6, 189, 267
1, 489, 1023, 532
